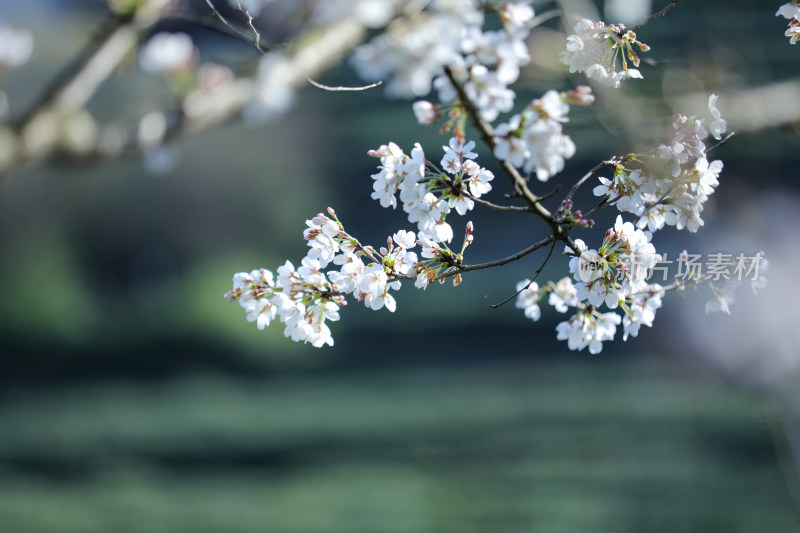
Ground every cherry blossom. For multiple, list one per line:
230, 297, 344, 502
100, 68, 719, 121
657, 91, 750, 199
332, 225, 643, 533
412, 100, 439, 125
777, 2, 800, 20
705, 282, 736, 315
221, 3, 756, 352
0, 22, 33, 69
493, 90, 582, 181
556, 309, 621, 354
139, 32, 196, 75
567, 217, 660, 310
515, 279, 541, 321
548, 277, 580, 313
622, 284, 664, 341
593, 95, 727, 234
560, 20, 649, 88
247, 53, 296, 123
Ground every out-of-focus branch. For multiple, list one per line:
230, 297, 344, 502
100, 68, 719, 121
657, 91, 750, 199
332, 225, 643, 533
0, 2, 408, 179
1, 11, 157, 176
205, 0, 267, 54
629, 0, 685, 32
12, 14, 134, 127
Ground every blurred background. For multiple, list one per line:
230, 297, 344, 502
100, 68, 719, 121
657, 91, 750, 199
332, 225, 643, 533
2, 0, 800, 531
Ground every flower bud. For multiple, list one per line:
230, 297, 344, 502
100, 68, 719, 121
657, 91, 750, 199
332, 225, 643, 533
412, 100, 439, 125
566, 86, 595, 107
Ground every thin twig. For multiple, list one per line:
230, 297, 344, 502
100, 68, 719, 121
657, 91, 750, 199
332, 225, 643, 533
237, 1, 266, 55
448, 234, 557, 276
392, 235, 558, 283
163, 10, 271, 49
629, 0, 685, 32
490, 237, 558, 310
708, 131, 735, 153
539, 184, 562, 202
205, 0, 267, 55
1, 2, 407, 179
583, 194, 618, 220
528, 9, 561, 29
306, 78, 383, 92
204, 1, 240, 42
469, 195, 530, 213
563, 159, 613, 207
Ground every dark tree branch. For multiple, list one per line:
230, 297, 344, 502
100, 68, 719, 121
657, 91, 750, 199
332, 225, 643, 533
629, 0, 685, 32
489, 236, 558, 310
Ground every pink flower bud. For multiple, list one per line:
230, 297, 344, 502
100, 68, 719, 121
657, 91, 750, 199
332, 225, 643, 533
566, 86, 595, 107
412, 100, 439, 126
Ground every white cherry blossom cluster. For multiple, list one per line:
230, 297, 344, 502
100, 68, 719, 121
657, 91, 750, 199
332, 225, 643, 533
226, 209, 429, 346
510, 95, 764, 354
515, 241, 665, 355
621, 284, 664, 341
514, 276, 623, 354
777, 2, 800, 44
351, 0, 533, 122
368, 136, 493, 244
557, 309, 621, 354
350, 0, 483, 99
560, 19, 650, 88
515, 97, 728, 353
493, 89, 591, 181
593, 94, 728, 233
226, 205, 486, 345
220, 2, 762, 354
568, 216, 661, 309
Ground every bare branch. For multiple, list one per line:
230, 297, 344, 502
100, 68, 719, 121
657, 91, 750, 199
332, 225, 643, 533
12, 14, 132, 128
629, 0, 685, 32
443, 234, 558, 278
236, 1, 266, 55
204, 0, 266, 54
489, 237, 558, 310
708, 131, 735, 152
469, 195, 530, 213
564, 159, 613, 204
306, 78, 383, 92
1, 2, 409, 178
583, 194, 618, 220
539, 184, 562, 202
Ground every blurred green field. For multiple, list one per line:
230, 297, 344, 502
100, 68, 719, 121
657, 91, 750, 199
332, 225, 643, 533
0, 357, 795, 533
1, 1, 800, 532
